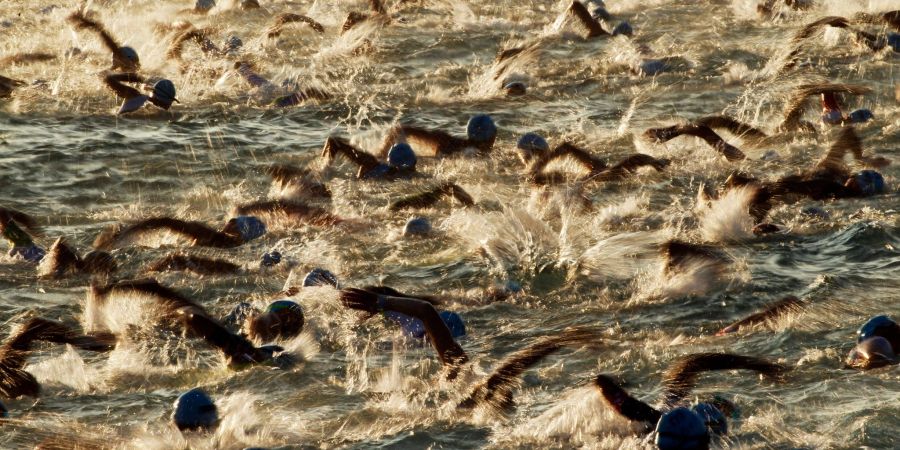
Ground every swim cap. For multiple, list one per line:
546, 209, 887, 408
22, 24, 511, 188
0, 400, 7, 418
223, 35, 243, 54
403, 217, 431, 236
466, 114, 497, 143
612, 21, 633, 37
439, 311, 466, 337
821, 109, 842, 125
195, 0, 216, 11
516, 132, 549, 158
847, 109, 874, 123
503, 81, 527, 97
172, 388, 218, 431
887, 33, 900, 52
232, 216, 266, 241
692, 403, 727, 435
240, 0, 260, 9
9, 244, 45, 264
261, 250, 282, 267
857, 315, 900, 350
637, 59, 668, 76
387, 143, 417, 170
655, 407, 710, 450
847, 336, 898, 369
151, 79, 178, 109
256, 300, 305, 339
117, 95, 149, 114
302, 267, 338, 287
852, 170, 885, 196
267, 299, 302, 314
118, 46, 139, 65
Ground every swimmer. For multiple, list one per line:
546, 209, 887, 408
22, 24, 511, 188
322, 137, 418, 180
231, 61, 330, 107
93, 215, 267, 250
166, 26, 243, 75
520, 137, 671, 185
594, 353, 785, 445
716, 295, 806, 335
67, 11, 140, 71
845, 315, 899, 370
778, 83, 872, 132
0, 317, 116, 398
38, 237, 117, 279
225, 299, 306, 344
1, 207, 45, 263
266, 13, 326, 39
339, 287, 599, 408
643, 124, 747, 162
566, 1, 632, 39
266, 164, 332, 199
101, 72, 179, 114
377, 114, 498, 157
89, 279, 292, 369
388, 182, 475, 211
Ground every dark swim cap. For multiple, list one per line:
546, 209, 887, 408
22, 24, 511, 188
403, 217, 432, 236
172, 388, 218, 431
516, 132, 549, 158
303, 268, 338, 287
611, 21, 633, 37
655, 407, 710, 450
232, 216, 267, 241
261, 250, 282, 267
118, 46, 139, 65
692, 403, 727, 435
0, 400, 7, 418
387, 143, 417, 170
853, 170, 885, 196
439, 311, 466, 337
151, 79, 179, 110
847, 109, 874, 123
467, 114, 497, 143
858, 315, 900, 351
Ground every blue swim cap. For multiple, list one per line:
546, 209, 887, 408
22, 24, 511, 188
853, 170, 885, 196
887, 33, 900, 52
8, 244, 45, 264
195, 0, 216, 11
151, 79, 178, 109
119, 46, 139, 64
302, 267, 338, 287
403, 217, 432, 236
267, 299, 302, 314
439, 311, 466, 338
261, 250, 281, 267
232, 216, 266, 242
655, 407, 710, 450
516, 132, 549, 157
466, 114, 497, 143
692, 403, 727, 435
387, 143, 417, 170
172, 388, 218, 432
858, 315, 899, 345
821, 109, 843, 125
847, 109, 874, 123
612, 21, 633, 37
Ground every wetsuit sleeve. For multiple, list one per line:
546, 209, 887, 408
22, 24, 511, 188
322, 137, 381, 171
662, 352, 786, 407
593, 374, 662, 424
102, 72, 143, 99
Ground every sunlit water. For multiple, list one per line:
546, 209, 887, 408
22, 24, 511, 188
1, 0, 898, 448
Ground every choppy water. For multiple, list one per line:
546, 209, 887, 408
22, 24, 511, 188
1, 0, 898, 448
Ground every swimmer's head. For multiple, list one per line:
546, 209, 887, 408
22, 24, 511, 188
303, 268, 338, 287
845, 170, 885, 196
847, 336, 897, 370
261, 250, 282, 267
655, 407, 710, 450
223, 35, 243, 55
887, 33, 900, 52
857, 315, 900, 350
847, 109, 874, 123
503, 81, 527, 97
612, 21, 633, 37
82, 250, 117, 274
172, 388, 218, 432
403, 217, 431, 237
692, 403, 727, 435
149, 79, 179, 110
467, 114, 498, 148
387, 143, 417, 170
516, 132, 549, 163
240, 0, 260, 9
114, 46, 140, 70
224, 216, 266, 242
195, 0, 216, 12
247, 300, 305, 342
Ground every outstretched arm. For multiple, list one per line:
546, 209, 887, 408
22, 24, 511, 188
267, 13, 326, 38
0, 207, 42, 235
598, 154, 670, 180
662, 352, 786, 407
340, 288, 469, 377
68, 11, 138, 70
39, 237, 83, 278
780, 83, 871, 131
234, 199, 342, 226
458, 328, 600, 412
716, 296, 805, 335
1, 318, 116, 370
567, 1, 608, 38
389, 182, 475, 211
101, 72, 144, 99
322, 136, 381, 171
93, 217, 238, 250
593, 374, 662, 425
695, 115, 768, 142
379, 125, 467, 158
